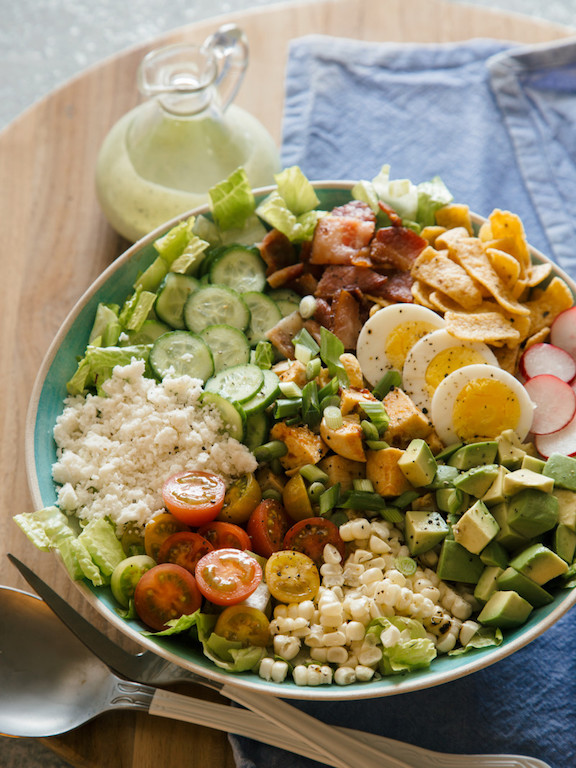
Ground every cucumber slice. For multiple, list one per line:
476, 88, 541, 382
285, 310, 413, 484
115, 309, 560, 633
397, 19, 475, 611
121, 319, 171, 345
200, 324, 250, 373
268, 289, 302, 318
149, 330, 214, 382
184, 284, 251, 334
210, 246, 267, 293
244, 411, 270, 451
200, 392, 246, 441
276, 300, 301, 317
241, 369, 281, 415
204, 363, 264, 404
243, 291, 283, 345
155, 273, 200, 329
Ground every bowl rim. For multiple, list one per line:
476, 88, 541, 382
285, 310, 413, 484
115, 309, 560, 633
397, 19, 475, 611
25, 180, 576, 701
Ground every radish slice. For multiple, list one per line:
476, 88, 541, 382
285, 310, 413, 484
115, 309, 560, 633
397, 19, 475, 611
535, 409, 576, 458
550, 306, 576, 360
524, 374, 576, 435
519, 342, 576, 382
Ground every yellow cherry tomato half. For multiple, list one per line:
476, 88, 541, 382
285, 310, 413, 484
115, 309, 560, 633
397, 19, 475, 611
214, 605, 270, 647
282, 473, 314, 521
218, 472, 262, 524
265, 550, 320, 603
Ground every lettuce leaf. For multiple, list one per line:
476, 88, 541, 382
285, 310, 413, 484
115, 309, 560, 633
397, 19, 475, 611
274, 165, 320, 216
209, 167, 256, 230
367, 615, 437, 675
449, 626, 503, 656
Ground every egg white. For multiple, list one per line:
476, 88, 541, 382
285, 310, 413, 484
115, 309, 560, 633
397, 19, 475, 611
403, 329, 499, 414
431, 364, 535, 445
356, 304, 445, 386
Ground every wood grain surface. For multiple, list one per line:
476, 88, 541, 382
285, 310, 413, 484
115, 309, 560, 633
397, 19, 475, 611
0, 0, 572, 766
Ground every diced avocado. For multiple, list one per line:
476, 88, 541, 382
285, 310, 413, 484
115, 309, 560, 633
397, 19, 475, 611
503, 468, 554, 496
507, 488, 558, 538
555, 489, 576, 531
448, 441, 498, 470
543, 453, 576, 491
453, 464, 500, 498
477, 590, 533, 628
496, 430, 527, 470
452, 499, 499, 554
480, 540, 509, 569
436, 487, 469, 516
491, 502, 531, 551
426, 464, 460, 490
437, 539, 485, 583
510, 543, 569, 585
553, 524, 576, 564
398, 439, 438, 487
521, 455, 546, 473
496, 566, 554, 608
482, 465, 510, 506
404, 510, 449, 555
474, 565, 504, 604
434, 442, 463, 462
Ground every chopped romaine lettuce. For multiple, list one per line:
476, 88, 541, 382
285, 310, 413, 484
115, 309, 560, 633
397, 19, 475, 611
77, 518, 126, 579
449, 626, 503, 656
274, 165, 320, 216
367, 615, 437, 674
209, 167, 256, 230
416, 176, 454, 227
256, 191, 324, 243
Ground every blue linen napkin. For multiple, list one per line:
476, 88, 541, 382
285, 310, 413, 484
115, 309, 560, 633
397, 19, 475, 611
229, 35, 576, 768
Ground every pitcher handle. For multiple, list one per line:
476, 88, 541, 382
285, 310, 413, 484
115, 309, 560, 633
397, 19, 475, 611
202, 24, 249, 111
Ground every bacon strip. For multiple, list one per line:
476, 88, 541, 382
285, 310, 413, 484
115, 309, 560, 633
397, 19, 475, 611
370, 226, 427, 271
310, 215, 375, 266
315, 265, 389, 299
259, 229, 297, 275
332, 290, 362, 350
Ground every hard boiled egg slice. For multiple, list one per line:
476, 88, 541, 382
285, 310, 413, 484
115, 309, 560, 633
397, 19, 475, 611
431, 364, 535, 444
356, 304, 445, 386
403, 329, 499, 414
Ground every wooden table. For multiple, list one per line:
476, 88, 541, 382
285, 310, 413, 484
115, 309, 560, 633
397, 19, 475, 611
0, 0, 572, 765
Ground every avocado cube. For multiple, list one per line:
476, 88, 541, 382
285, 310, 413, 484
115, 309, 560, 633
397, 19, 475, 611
543, 453, 576, 491
453, 464, 500, 498
507, 488, 558, 538
503, 468, 554, 496
480, 540, 509, 569
491, 502, 531, 551
521, 455, 546, 474
496, 566, 554, 608
474, 565, 504, 604
405, 510, 449, 555
426, 464, 460, 490
555, 489, 576, 531
437, 539, 485, 583
482, 465, 510, 506
496, 430, 527, 470
477, 590, 533, 628
436, 487, 469, 515
434, 442, 464, 462
510, 543, 569, 585
553, 524, 576, 564
452, 499, 499, 554
448, 441, 498, 470
398, 439, 437, 487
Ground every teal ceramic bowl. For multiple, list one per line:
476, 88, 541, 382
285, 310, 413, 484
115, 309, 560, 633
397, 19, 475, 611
26, 183, 576, 700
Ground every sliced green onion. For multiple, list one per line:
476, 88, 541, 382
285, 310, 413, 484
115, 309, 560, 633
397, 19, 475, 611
361, 420, 380, 441
319, 483, 341, 516
305, 357, 322, 381
301, 380, 321, 429
378, 506, 404, 524
353, 478, 374, 493
262, 488, 282, 501
253, 340, 275, 370
360, 400, 389, 435
338, 490, 389, 511
253, 440, 288, 463
299, 295, 317, 319
269, 458, 284, 476
390, 490, 421, 509
329, 509, 349, 527
318, 376, 340, 401
279, 381, 303, 398
395, 556, 417, 576
293, 327, 320, 356
320, 395, 341, 411
319, 327, 349, 386
323, 405, 343, 430
308, 482, 326, 503
366, 440, 390, 451
372, 370, 402, 400
299, 464, 330, 484
274, 398, 302, 419
294, 343, 313, 365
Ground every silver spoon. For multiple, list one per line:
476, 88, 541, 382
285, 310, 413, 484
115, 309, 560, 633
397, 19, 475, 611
0, 586, 551, 768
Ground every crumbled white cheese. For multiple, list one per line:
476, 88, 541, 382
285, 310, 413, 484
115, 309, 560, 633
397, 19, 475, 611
52, 360, 257, 530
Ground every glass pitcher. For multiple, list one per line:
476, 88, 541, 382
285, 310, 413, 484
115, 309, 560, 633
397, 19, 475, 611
95, 24, 281, 242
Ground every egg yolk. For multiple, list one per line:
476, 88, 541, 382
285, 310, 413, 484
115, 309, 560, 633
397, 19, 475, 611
452, 378, 521, 441
386, 321, 438, 371
426, 348, 488, 394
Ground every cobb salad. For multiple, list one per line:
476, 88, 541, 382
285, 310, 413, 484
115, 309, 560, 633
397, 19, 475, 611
19, 165, 576, 688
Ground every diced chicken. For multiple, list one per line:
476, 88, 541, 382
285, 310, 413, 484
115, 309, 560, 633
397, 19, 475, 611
319, 414, 366, 462
339, 387, 377, 416
366, 447, 414, 497
270, 422, 328, 471
381, 387, 434, 447
273, 359, 308, 388
317, 454, 366, 492
338, 353, 364, 389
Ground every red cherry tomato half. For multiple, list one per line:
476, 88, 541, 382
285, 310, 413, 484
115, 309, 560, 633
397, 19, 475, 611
157, 531, 213, 574
246, 499, 292, 559
133, 563, 202, 631
283, 517, 346, 566
195, 548, 262, 606
144, 512, 190, 561
162, 470, 226, 526
197, 521, 252, 551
